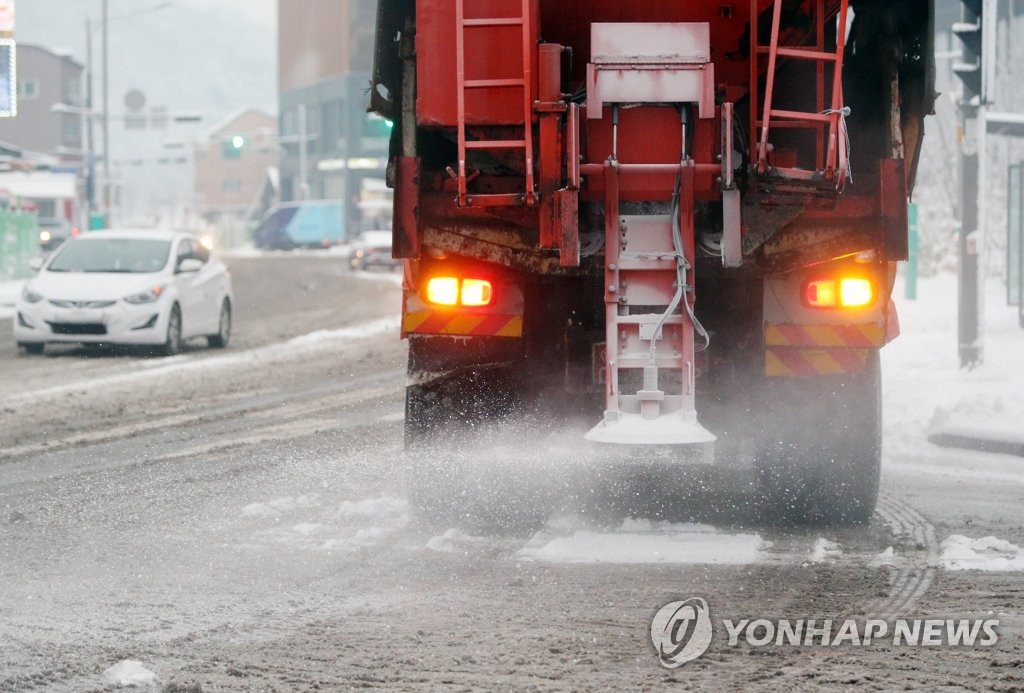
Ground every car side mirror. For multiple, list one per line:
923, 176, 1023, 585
28, 257, 44, 271
177, 258, 203, 273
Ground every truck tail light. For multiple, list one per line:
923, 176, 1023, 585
426, 277, 460, 306
461, 279, 492, 306
425, 276, 494, 307
804, 277, 874, 309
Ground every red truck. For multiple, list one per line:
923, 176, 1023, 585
371, 0, 935, 525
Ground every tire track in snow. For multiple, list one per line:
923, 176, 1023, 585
865, 495, 940, 618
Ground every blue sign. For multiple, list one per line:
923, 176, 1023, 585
0, 40, 14, 117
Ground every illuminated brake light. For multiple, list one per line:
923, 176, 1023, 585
839, 277, 873, 307
425, 276, 494, 307
426, 277, 459, 306
805, 277, 874, 309
461, 279, 492, 306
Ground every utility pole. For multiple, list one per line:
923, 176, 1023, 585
84, 17, 95, 227
102, 0, 110, 227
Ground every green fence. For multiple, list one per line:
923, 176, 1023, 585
0, 208, 39, 281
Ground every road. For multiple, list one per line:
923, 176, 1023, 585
0, 255, 1022, 691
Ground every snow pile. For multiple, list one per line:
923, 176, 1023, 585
885, 274, 1024, 460
806, 538, 843, 564
321, 527, 394, 552
241, 494, 321, 518
425, 528, 488, 553
103, 659, 159, 687
871, 546, 897, 567
244, 495, 410, 553
0, 279, 23, 319
928, 392, 1024, 450
3, 315, 401, 406
336, 495, 408, 519
940, 535, 1024, 571
518, 517, 768, 565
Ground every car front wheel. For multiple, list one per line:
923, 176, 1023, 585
207, 298, 231, 348
18, 342, 45, 355
161, 304, 182, 356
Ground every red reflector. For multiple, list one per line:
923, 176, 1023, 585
805, 279, 838, 308
804, 277, 876, 309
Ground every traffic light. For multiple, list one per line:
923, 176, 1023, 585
952, 0, 996, 105
222, 134, 246, 159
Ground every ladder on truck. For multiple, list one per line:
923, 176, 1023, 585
586, 161, 715, 446
583, 23, 717, 446
751, 0, 850, 188
454, 0, 535, 207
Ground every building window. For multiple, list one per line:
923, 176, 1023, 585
281, 107, 297, 137
321, 100, 344, 155
222, 179, 243, 193
63, 117, 80, 143
66, 77, 81, 104
18, 79, 38, 100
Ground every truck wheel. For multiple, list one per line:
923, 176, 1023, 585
756, 350, 882, 526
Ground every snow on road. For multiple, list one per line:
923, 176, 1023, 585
941, 535, 1024, 571
241, 494, 410, 553
807, 538, 843, 564
518, 516, 769, 564
1, 315, 400, 405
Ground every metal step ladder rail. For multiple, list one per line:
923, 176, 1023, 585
454, 0, 536, 207
583, 22, 717, 446
751, 0, 850, 187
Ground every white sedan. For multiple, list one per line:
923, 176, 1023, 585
14, 230, 233, 356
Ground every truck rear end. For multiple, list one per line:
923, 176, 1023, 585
371, 0, 935, 525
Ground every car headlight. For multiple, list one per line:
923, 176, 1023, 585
123, 285, 166, 304
39, 230, 53, 243
21, 285, 44, 303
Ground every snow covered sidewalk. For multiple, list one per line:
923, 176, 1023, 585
885, 273, 1024, 459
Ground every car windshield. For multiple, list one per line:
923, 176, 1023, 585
47, 238, 172, 273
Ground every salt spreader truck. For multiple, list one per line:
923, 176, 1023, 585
370, 0, 935, 524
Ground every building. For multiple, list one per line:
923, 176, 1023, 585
193, 108, 278, 245
277, 0, 389, 233
0, 44, 83, 162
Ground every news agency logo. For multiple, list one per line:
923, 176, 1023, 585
650, 598, 714, 668
651, 598, 1000, 669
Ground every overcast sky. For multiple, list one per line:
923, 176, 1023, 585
14, 0, 277, 122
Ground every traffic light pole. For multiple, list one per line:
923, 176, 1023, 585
953, 0, 988, 368
958, 105, 982, 367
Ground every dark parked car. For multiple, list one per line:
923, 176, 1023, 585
349, 230, 398, 271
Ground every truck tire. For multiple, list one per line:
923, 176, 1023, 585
756, 350, 882, 526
